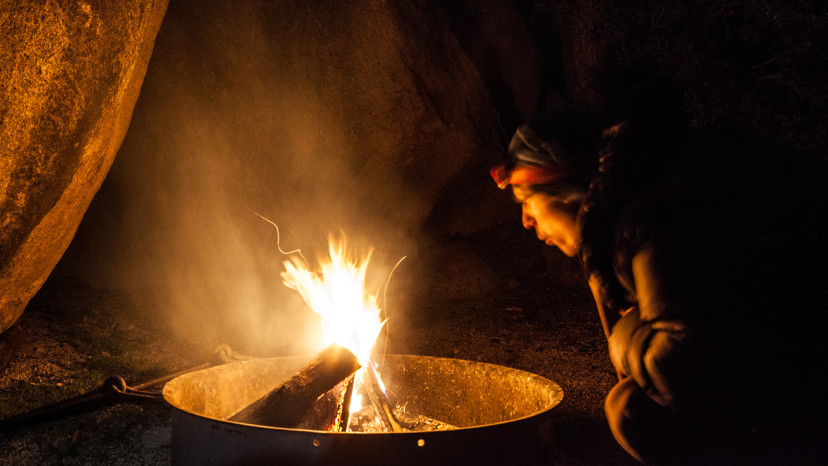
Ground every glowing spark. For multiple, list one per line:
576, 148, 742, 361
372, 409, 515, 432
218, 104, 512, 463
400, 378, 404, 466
251, 210, 309, 267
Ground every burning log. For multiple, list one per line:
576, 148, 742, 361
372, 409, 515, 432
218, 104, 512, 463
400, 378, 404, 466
346, 365, 403, 432
294, 374, 355, 431
337, 374, 357, 431
229, 343, 360, 428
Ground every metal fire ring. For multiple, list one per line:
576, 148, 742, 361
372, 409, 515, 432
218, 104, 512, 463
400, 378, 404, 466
163, 354, 564, 465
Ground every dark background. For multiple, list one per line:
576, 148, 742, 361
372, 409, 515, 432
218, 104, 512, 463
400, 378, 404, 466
2, 1, 825, 464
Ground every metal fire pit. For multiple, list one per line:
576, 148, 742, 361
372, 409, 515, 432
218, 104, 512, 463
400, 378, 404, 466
163, 354, 563, 465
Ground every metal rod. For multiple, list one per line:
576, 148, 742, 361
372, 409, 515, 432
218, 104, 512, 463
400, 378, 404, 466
0, 376, 144, 433
0, 343, 250, 433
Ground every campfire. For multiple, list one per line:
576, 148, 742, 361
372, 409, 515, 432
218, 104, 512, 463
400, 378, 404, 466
160, 232, 564, 465
163, 354, 563, 465
228, 233, 437, 433
0, 229, 564, 465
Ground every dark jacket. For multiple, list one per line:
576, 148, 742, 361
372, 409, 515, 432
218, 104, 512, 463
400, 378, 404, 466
581, 125, 828, 464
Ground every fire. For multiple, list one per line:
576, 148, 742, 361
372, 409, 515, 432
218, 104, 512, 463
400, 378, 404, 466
275, 228, 403, 430
280, 237, 384, 367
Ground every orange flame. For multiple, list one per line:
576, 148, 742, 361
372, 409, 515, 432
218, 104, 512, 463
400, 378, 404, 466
281, 236, 384, 366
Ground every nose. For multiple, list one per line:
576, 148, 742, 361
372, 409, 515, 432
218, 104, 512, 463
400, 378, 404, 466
521, 206, 536, 230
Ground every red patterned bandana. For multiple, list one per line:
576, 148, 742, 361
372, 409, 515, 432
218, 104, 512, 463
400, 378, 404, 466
490, 163, 567, 189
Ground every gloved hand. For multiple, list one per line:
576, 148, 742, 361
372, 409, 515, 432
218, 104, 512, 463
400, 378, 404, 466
609, 305, 689, 410
608, 306, 652, 386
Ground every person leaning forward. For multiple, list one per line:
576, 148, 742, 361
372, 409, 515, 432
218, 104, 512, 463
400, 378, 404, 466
491, 103, 828, 465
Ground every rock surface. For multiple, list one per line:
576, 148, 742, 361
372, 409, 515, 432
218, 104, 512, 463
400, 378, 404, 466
94, 0, 510, 256
53, 0, 537, 355
0, 0, 170, 333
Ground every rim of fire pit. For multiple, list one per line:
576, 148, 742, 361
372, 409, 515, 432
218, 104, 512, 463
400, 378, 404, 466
162, 353, 564, 433
163, 355, 564, 465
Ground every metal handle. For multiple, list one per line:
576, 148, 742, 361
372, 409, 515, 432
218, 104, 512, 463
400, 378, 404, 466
0, 343, 252, 433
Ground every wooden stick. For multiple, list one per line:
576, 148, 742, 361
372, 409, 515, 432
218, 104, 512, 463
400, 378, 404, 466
229, 343, 360, 428
294, 374, 354, 431
336, 375, 356, 432
363, 365, 403, 432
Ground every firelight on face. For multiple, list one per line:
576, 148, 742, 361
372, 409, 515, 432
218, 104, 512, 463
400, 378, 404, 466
513, 185, 583, 257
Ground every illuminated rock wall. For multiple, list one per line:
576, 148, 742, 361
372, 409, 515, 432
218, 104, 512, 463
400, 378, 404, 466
0, 1, 169, 333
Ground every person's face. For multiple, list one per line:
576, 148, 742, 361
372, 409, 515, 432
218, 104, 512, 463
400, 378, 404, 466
513, 185, 583, 257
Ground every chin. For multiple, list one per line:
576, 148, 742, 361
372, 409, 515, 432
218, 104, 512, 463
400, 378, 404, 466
556, 244, 578, 257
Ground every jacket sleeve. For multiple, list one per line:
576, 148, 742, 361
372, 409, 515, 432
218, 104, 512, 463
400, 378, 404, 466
607, 246, 694, 410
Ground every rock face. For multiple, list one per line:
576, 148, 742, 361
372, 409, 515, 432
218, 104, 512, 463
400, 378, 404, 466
54, 0, 538, 354
0, 1, 169, 333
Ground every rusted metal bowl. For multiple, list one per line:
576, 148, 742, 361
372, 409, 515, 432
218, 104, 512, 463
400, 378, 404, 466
163, 354, 564, 465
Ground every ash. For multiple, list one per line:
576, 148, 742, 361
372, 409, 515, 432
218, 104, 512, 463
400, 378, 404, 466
346, 404, 456, 432
394, 405, 456, 432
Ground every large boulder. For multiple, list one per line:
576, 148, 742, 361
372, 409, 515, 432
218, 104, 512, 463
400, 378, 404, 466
0, 1, 169, 333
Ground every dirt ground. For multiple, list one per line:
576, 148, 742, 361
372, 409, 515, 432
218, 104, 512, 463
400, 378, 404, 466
0, 222, 638, 465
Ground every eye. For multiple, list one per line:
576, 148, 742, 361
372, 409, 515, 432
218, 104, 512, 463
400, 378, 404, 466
517, 193, 539, 205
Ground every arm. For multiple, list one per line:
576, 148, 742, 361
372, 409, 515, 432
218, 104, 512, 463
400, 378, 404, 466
603, 245, 702, 463
586, 272, 622, 341
607, 246, 694, 410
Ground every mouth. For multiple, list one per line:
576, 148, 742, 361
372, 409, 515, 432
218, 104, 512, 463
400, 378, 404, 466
538, 235, 555, 246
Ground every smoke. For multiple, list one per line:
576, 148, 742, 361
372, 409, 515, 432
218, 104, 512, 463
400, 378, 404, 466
63, 0, 428, 356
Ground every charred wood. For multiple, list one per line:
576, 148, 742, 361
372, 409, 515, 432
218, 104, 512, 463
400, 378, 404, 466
337, 375, 356, 431
229, 343, 360, 428
294, 374, 354, 431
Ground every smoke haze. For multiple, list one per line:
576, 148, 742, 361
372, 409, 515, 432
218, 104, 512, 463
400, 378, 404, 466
57, 0, 504, 356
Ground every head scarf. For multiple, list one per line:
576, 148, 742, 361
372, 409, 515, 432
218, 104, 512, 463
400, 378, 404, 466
491, 107, 602, 196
